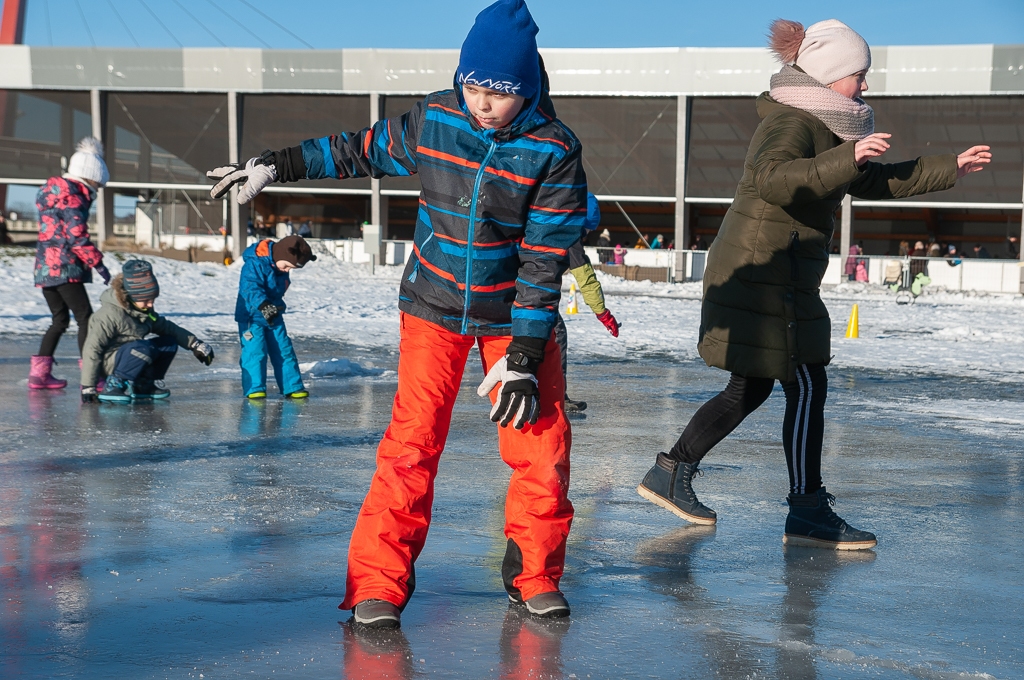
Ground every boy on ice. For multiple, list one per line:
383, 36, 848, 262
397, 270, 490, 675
81, 260, 216, 403
209, 0, 585, 627
235, 234, 316, 400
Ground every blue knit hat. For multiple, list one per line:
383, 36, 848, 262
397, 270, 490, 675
583, 193, 601, 232
121, 260, 159, 303
457, 0, 540, 98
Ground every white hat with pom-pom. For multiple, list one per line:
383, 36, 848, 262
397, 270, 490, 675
66, 137, 109, 186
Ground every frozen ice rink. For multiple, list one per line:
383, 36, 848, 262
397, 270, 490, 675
2, 253, 1023, 677
2, 324, 1022, 678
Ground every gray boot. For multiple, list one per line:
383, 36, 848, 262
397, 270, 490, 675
637, 453, 717, 525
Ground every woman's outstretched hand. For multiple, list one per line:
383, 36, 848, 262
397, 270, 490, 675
854, 133, 891, 166
956, 145, 992, 178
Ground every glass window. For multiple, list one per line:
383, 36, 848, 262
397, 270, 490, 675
107, 93, 228, 185
686, 97, 761, 199
851, 206, 1021, 256
251, 191, 370, 240
241, 94, 371, 190
553, 97, 676, 198
0, 90, 92, 180
868, 96, 1024, 204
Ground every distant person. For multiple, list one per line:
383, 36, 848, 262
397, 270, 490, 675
236, 235, 316, 400
0, 209, 8, 245
613, 243, 625, 264
971, 243, 991, 259
298, 220, 313, 238
637, 17, 990, 550
910, 240, 928, 277
596, 227, 612, 263
81, 260, 215, 403
844, 243, 861, 281
945, 244, 962, 266
649, 234, 663, 249
553, 194, 621, 413
1008, 236, 1020, 259
635, 234, 651, 249
927, 241, 941, 257
898, 240, 911, 257
30, 137, 111, 390
690, 236, 708, 250
284, 219, 295, 237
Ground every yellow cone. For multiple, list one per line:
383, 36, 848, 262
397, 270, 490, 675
845, 304, 859, 338
565, 282, 579, 315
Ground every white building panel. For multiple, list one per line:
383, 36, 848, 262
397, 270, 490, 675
0, 45, 32, 89
182, 48, 263, 91
885, 45, 994, 94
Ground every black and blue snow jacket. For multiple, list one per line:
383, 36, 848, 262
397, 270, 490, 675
270, 66, 587, 341
235, 239, 290, 327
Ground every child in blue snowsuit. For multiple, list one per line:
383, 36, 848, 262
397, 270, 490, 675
235, 234, 317, 399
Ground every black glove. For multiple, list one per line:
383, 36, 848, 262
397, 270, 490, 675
258, 301, 281, 325
476, 338, 546, 430
94, 263, 111, 285
81, 386, 97, 403
189, 339, 215, 366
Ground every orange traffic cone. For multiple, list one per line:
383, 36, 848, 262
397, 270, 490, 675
844, 304, 859, 338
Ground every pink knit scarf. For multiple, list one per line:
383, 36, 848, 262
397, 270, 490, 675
768, 65, 874, 142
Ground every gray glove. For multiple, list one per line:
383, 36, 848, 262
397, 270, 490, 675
207, 156, 277, 203
189, 339, 215, 366
476, 354, 541, 430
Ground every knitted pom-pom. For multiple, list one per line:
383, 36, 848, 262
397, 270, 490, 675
768, 19, 805, 63
75, 136, 105, 157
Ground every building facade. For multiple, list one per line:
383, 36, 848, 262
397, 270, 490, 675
1, 44, 1022, 264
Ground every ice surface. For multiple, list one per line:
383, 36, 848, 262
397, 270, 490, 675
1, 251, 1022, 678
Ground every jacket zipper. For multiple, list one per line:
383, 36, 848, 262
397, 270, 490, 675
462, 136, 498, 334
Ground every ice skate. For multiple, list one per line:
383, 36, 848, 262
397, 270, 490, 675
563, 396, 587, 413
783, 487, 876, 550
98, 376, 132, 404
637, 453, 717, 525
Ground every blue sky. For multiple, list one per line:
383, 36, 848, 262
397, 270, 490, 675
19, 0, 1024, 49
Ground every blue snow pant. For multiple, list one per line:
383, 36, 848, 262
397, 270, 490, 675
112, 336, 178, 382
238, 320, 304, 396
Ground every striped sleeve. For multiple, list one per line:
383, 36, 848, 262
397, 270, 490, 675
512, 140, 588, 339
301, 100, 424, 180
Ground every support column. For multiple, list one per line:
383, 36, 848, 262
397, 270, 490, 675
1019, 165, 1024, 261
369, 92, 383, 238
227, 90, 242, 260
673, 95, 690, 281
840, 194, 852, 261
90, 88, 112, 246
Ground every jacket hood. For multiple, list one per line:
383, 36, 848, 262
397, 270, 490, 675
242, 239, 273, 262
453, 55, 556, 142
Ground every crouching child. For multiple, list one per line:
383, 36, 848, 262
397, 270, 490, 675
235, 235, 316, 400
80, 260, 215, 403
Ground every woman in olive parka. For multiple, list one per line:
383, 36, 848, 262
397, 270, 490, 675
638, 19, 991, 549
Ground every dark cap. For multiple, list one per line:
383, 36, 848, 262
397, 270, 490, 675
121, 260, 159, 302
272, 235, 317, 268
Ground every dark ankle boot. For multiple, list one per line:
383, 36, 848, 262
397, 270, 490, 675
637, 453, 717, 525
784, 487, 876, 550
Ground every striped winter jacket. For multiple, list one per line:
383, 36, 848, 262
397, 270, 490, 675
275, 71, 587, 340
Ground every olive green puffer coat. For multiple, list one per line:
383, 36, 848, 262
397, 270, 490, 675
81, 274, 197, 387
698, 94, 957, 382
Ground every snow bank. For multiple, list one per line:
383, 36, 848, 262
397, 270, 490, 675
3, 248, 1022, 382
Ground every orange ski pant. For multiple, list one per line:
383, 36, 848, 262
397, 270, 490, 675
339, 312, 572, 610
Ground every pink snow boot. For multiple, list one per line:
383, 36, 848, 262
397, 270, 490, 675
29, 355, 68, 390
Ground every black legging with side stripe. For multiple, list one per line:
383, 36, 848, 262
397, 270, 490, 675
668, 363, 827, 495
